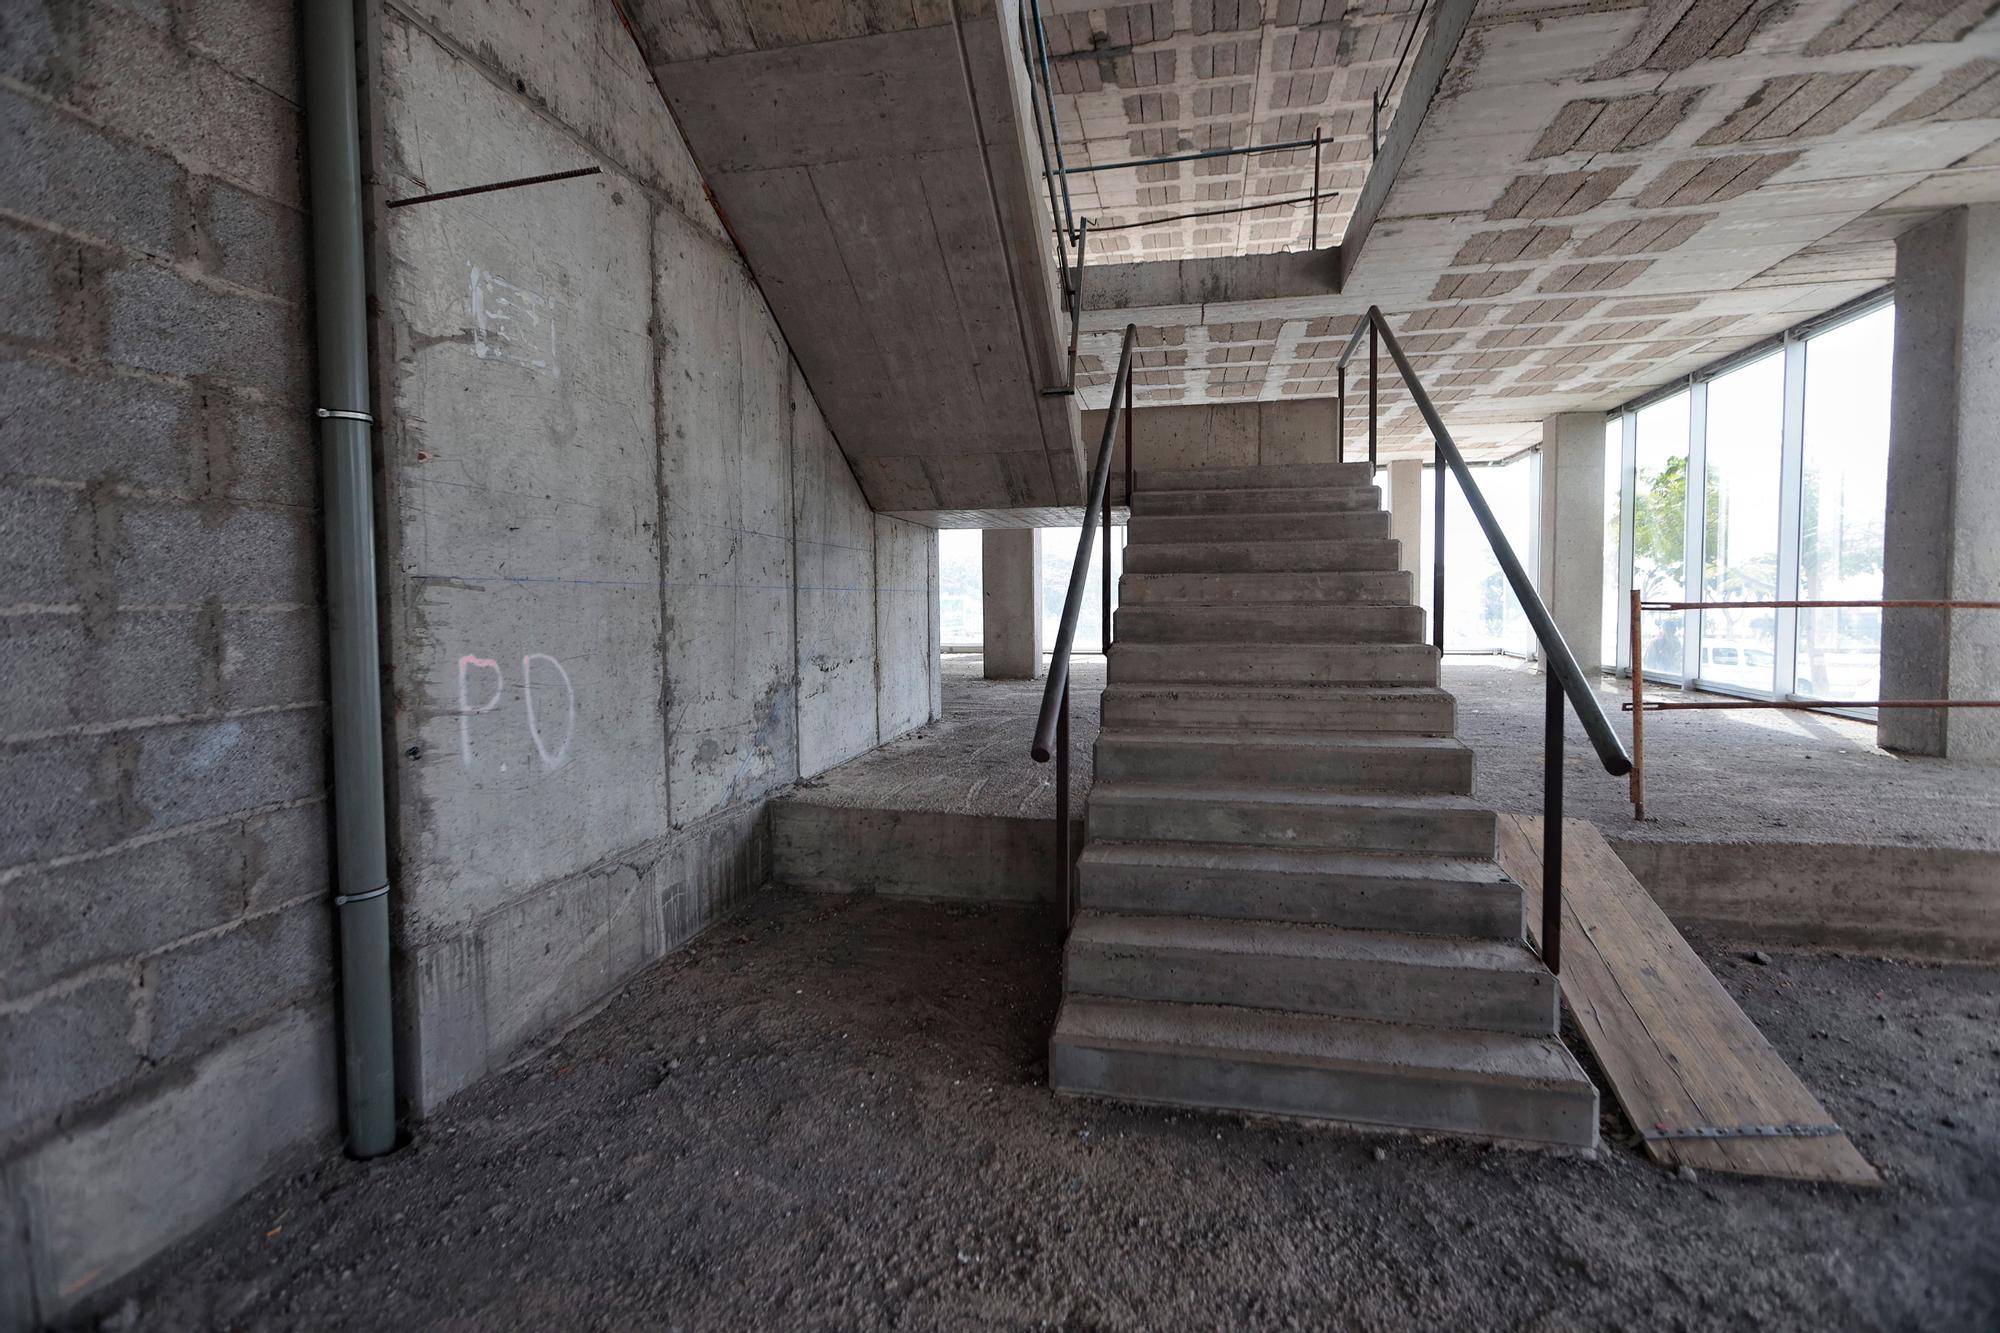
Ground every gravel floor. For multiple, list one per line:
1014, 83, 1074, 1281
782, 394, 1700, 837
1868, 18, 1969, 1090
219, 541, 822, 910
104, 892, 2000, 1331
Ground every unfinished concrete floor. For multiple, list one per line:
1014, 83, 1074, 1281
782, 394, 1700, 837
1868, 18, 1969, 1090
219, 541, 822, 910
108, 892, 1999, 1330
796, 653, 2000, 849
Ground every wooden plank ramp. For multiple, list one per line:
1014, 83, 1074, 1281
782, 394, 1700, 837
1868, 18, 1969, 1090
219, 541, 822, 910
1496, 815, 1879, 1186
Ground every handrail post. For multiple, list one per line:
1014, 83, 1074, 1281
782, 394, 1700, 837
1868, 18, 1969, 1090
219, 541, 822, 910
1630, 588, 1646, 820
1056, 677, 1071, 923
1368, 320, 1379, 468
1310, 129, 1323, 249
1101, 443, 1111, 651
1123, 366, 1134, 506
1065, 219, 1088, 391
1543, 671, 1564, 976
1336, 365, 1345, 464
1432, 432, 1445, 652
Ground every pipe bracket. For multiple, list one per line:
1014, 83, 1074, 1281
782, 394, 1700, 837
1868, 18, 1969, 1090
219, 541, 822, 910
334, 883, 391, 907
316, 407, 376, 423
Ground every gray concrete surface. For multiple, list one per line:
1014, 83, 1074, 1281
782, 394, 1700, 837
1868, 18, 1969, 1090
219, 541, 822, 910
1536, 413, 1608, 677
981, 528, 1043, 680
97, 892, 2000, 1330
1387, 458, 1422, 580
372, 0, 943, 1121
1882, 205, 2000, 760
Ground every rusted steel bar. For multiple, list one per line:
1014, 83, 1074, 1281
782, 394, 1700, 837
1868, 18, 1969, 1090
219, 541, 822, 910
1640, 599, 2000, 611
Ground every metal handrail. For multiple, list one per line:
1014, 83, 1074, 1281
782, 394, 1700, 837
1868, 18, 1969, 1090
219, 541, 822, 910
1030, 324, 1139, 924
1336, 306, 1632, 973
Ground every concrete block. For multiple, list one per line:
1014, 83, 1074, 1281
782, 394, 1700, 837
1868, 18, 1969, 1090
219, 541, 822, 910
198, 178, 306, 299
791, 382, 878, 778
0, 609, 210, 734
218, 389, 316, 507
105, 263, 307, 399
141, 899, 332, 1061
185, 0, 298, 99
119, 499, 318, 604
0, 218, 71, 345
875, 517, 933, 741
13, 1007, 337, 1320
0, 354, 199, 492
0, 976, 137, 1146
0, 89, 180, 258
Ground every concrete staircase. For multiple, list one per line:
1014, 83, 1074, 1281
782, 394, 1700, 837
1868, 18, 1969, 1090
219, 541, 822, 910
1049, 462, 1599, 1148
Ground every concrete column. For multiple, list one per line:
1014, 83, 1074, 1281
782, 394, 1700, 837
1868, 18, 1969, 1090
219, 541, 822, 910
982, 528, 1044, 679
1535, 414, 1607, 676
1387, 459, 1422, 583
1880, 206, 2000, 758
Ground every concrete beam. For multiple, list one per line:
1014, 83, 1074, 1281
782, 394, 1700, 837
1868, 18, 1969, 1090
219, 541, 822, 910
982, 528, 1044, 679
1880, 206, 2000, 759
1535, 414, 1608, 677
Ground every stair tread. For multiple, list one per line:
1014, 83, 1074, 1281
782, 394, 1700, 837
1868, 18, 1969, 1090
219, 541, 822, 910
1103, 684, 1451, 700
1080, 840, 1511, 883
1096, 728, 1470, 754
1091, 780, 1488, 813
1069, 912, 1538, 971
1052, 996, 1591, 1088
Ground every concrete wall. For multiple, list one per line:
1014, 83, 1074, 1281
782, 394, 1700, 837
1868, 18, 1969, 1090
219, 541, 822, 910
371, 0, 941, 1117
1081, 400, 1342, 475
0, 4, 336, 1324
0, 0, 940, 1320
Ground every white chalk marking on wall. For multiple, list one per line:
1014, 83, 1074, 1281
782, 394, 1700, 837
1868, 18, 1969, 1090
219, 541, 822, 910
457, 655, 504, 767
521, 653, 575, 769
466, 262, 560, 376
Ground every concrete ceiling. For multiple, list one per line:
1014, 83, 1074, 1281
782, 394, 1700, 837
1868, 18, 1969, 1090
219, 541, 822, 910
1078, 0, 2000, 458
622, 0, 1087, 516
1043, 0, 1435, 260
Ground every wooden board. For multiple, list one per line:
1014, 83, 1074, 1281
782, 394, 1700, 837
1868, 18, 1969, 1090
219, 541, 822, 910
1496, 815, 1880, 1187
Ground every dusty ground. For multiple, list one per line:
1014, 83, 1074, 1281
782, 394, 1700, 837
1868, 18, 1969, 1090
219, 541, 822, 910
793, 654, 2000, 853
104, 892, 1999, 1331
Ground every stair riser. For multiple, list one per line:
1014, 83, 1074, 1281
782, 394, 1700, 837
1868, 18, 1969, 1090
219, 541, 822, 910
1111, 646, 1440, 688
1078, 864, 1521, 938
1066, 948, 1559, 1036
1102, 693, 1454, 735
1116, 605, 1425, 645
1141, 464, 1377, 491
1132, 487, 1382, 517
1125, 541, 1402, 575
1095, 741, 1473, 794
1128, 513, 1389, 545
1049, 1042, 1599, 1148
1088, 800, 1497, 858
1122, 572, 1415, 605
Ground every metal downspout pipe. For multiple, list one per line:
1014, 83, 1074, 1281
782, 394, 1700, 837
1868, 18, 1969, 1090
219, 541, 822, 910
303, 0, 397, 1158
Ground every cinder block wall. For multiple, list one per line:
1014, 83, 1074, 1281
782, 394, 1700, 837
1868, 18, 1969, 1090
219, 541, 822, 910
1, 3, 339, 1325
0, 0, 941, 1322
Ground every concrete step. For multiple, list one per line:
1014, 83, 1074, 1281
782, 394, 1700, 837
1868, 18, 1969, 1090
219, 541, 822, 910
1100, 684, 1455, 736
1049, 996, 1600, 1148
1086, 782, 1498, 858
1124, 538, 1403, 575
1110, 642, 1439, 688
1132, 486, 1382, 517
1094, 730, 1474, 794
1078, 841, 1522, 938
1116, 602, 1425, 645
1064, 914, 1558, 1036
1121, 570, 1414, 607
1140, 463, 1377, 492
1127, 511, 1390, 545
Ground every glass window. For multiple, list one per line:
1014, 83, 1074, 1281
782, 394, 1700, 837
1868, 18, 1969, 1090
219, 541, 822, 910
1602, 425, 1621, 671
1632, 391, 1691, 679
1699, 351, 1784, 694
937, 529, 982, 648
1420, 458, 1536, 655
1797, 305, 1893, 702
1038, 524, 1125, 653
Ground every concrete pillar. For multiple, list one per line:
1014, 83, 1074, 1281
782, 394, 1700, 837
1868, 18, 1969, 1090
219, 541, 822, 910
1535, 414, 1607, 676
1880, 205, 2000, 758
981, 528, 1044, 679
1386, 459, 1422, 583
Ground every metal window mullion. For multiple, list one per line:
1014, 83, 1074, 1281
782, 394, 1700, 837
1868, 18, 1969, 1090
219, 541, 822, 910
1683, 381, 1709, 689
1617, 410, 1637, 676
1775, 334, 1807, 699
1527, 447, 1544, 664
